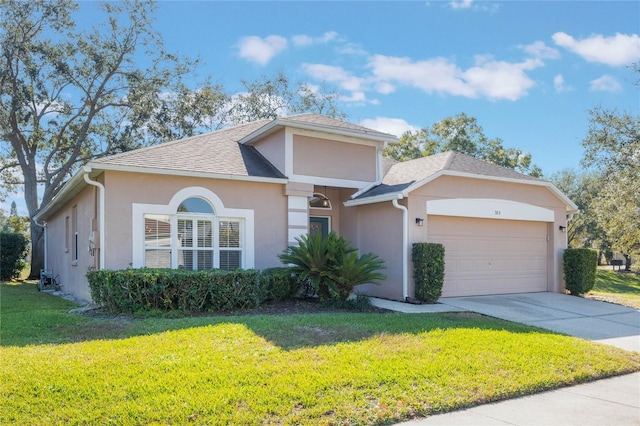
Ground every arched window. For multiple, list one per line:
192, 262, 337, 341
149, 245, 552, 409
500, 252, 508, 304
143, 196, 242, 271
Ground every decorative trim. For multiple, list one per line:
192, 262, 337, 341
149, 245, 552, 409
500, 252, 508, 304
426, 198, 555, 222
132, 187, 254, 268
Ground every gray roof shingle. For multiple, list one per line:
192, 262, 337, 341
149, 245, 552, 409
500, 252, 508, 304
91, 120, 283, 178
355, 151, 542, 199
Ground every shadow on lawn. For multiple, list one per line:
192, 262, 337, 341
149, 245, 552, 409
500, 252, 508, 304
1, 282, 544, 349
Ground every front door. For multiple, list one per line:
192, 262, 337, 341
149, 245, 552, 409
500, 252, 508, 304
309, 217, 329, 239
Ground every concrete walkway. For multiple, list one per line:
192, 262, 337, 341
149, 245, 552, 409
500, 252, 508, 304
370, 293, 640, 425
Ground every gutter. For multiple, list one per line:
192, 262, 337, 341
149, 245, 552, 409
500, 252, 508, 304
392, 198, 409, 300
83, 167, 105, 269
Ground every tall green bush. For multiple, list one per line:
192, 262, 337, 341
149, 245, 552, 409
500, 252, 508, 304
279, 232, 386, 301
259, 267, 298, 301
412, 242, 445, 303
87, 268, 264, 313
563, 248, 598, 295
0, 232, 29, 281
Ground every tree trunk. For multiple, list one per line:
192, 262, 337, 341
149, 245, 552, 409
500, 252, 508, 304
28, 218, 45, 279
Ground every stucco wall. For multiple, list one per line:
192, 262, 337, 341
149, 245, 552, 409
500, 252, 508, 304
293, 135, 377, 182
45, 185, 97, 302
102, 171, 288, 271
407, 175, 570, 295
252, 128, 286, 174
351, 201, 405, 300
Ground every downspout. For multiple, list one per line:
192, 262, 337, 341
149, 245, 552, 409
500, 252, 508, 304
83, 168, 105, 269
392, 198, 409, 300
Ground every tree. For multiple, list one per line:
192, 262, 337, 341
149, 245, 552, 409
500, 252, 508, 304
2, 201, 29, 234
581, 106, 640, 257
0, 0, 194, 278
549, 169, 607, 251
384, 113, 543, 177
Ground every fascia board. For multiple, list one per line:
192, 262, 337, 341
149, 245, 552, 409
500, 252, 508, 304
403, 170, 579, 213
343, 193, 402, 207
93, 163, 288, 184
34, 168, 90, 222
239, 118, 398, 145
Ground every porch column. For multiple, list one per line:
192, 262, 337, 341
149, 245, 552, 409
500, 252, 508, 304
285, 182, 314, 246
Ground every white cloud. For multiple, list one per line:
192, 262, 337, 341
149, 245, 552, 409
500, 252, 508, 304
553, 74, 572, 92
302, 63, 366, 92
367, 54, 541, 101
552, 32, 640, 66
449, 0, 499, 13
521, 41, 560, 59
360, 117, 419, 137
238, 35, 288, 65
292, 35, 313, 46
590, 75, 623, 92
292, 31, 339, 47
450, 0, 473, 9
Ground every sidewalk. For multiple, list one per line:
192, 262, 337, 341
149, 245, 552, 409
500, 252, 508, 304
397, 372, 640, 426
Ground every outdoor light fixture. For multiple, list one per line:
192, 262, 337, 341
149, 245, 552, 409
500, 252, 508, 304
416, 218, 424, 226
559, 225, 566, 233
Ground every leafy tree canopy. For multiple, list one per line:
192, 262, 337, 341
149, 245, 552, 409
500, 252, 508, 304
581, 106, 639, 255
383, 113, 543, 177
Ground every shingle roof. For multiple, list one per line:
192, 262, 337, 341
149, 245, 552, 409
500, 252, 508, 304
355, 151, 542, 199
281, 113, 396, 139
91, 113, 397, 179
91, 120, 284, 178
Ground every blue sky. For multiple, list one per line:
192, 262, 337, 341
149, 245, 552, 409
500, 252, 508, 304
4, 0, 640, 215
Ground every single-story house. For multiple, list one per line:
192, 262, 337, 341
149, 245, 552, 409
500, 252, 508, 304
35, 113, 578, 303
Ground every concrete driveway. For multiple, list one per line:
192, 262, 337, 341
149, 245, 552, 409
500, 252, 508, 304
439, 292, 640, 352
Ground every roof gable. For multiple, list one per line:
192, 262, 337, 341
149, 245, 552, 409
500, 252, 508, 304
349, 151, 577, 212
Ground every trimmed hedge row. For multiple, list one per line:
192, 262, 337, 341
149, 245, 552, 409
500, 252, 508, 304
0, 232, 29, 281
563, 248, 598, 295
412, 242, 445, 303
87, 267, 298, 313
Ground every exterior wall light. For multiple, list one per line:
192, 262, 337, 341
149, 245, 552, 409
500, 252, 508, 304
416, 218, 424, 226
559, 225, 566, 233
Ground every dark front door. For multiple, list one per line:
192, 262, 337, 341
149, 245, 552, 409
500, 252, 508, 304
309, 217, 329, 239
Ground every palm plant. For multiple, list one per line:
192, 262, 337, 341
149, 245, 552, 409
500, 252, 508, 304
279, 232, 386, 301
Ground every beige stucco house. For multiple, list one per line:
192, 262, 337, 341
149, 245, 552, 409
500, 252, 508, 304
35, 113, 578, 303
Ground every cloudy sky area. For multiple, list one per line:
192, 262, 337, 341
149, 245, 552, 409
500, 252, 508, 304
3, 0, 639, 214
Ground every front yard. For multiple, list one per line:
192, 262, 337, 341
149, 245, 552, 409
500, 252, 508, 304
1, 282, 639, 425
586, 269, 640, 309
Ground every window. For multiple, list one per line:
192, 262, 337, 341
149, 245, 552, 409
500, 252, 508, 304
72, 205, 78, 262
143, 197, 242, 271
65, 216, 70, 253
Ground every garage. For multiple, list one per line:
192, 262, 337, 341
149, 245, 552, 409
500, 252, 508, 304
427, 216, 548, 297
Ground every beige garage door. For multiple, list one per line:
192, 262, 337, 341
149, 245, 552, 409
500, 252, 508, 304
427, 216, 548, 297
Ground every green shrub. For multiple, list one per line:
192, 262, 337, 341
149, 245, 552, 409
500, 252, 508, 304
0, 232, 29, 281
87, 268, 265, 313
412, 242, 445, 303
563, 248, 598, 295
259, 267, 298, 301
279, 232, 386, 301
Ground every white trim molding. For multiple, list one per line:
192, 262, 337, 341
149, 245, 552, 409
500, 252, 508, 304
132, 186, 254, 268
426, 198, 555, 222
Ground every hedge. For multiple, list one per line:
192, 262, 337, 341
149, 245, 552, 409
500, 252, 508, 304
563, 248, 598, 295
412, 242, 445, 303
87, 267, 298, 313
0, 232, 29, 281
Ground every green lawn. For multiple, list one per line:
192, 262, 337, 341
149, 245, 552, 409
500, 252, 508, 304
587, 269, 640, 309
2, 282, 639, 425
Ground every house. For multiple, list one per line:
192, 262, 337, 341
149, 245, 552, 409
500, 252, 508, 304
35, 114, 578, 303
